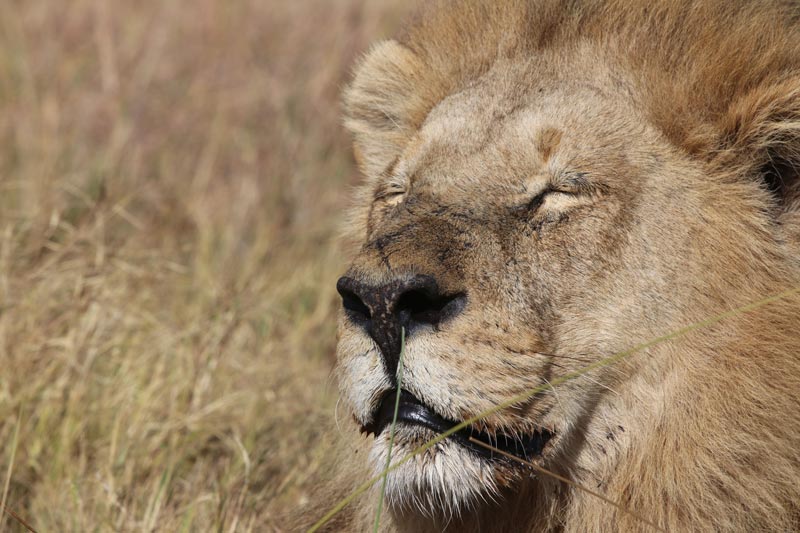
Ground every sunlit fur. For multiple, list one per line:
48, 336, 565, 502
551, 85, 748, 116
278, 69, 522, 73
311, 1, 800, 531
370, 430, 500, 521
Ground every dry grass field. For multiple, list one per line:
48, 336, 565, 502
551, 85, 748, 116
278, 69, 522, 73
0, 1, 410, 530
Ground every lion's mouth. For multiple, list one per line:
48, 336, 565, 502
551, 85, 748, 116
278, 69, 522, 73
362, 390, 553, 460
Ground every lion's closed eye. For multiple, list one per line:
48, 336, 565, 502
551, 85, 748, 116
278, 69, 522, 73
514, 177, 594, 219
523, 186, 554, 213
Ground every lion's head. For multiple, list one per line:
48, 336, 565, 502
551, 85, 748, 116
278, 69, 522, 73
328, 1, 800, 531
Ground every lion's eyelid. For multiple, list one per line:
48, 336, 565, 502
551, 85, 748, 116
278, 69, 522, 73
553, 170, 594, 193
524, 187, 552, 213
374, 176, 408, 201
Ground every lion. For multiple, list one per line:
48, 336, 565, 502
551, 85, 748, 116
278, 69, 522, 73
310, 1, 800, 531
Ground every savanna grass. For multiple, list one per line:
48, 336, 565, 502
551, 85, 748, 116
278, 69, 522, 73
0, 1, 409, 530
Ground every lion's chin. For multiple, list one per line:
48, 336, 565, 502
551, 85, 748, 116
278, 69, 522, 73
368, 425, 503, 518
361, 390, 555, 516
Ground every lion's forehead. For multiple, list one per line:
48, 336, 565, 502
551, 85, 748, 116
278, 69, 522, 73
396, 82, 647, 197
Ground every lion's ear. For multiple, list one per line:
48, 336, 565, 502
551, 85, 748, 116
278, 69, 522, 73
716, 79, 800, 209
343, 40, 428, 177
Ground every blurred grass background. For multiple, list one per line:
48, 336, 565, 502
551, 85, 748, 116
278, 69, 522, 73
0, 1, 409, 530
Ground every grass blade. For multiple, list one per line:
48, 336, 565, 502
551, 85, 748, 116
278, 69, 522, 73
0, 409, 37, 533
0, 409, 16, 533
372, 327, 405, 533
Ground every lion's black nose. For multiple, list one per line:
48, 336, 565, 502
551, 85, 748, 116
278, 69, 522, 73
336, 275, 466, 375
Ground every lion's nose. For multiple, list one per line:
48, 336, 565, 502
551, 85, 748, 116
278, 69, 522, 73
336, 274, 466, 375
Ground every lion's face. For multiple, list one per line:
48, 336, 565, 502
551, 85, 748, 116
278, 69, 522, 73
321, 0, 800, 529
335, 61, 740, 514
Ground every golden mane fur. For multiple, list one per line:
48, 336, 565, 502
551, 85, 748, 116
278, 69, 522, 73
305, 1, 800, 531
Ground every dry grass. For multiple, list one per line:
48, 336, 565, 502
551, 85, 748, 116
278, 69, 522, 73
0, 1, 409, 530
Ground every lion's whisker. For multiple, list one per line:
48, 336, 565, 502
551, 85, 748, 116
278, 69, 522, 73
541, 376, 567, 417
578, 373, 620, 396
333, 396, 344, 437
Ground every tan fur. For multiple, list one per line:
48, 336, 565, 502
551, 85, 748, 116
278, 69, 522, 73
312, 1, 800, 531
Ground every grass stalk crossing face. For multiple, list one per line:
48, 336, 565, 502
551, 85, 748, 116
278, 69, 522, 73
373, 327, 405, 532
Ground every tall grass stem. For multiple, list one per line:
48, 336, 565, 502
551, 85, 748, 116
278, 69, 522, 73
0, 410, 21, 533
372, 327, 405, 533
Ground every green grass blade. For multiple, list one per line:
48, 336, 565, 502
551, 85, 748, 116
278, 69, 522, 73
372, 327, 405, 533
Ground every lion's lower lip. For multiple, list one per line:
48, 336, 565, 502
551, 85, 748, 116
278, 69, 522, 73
362, 390, 553, 460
